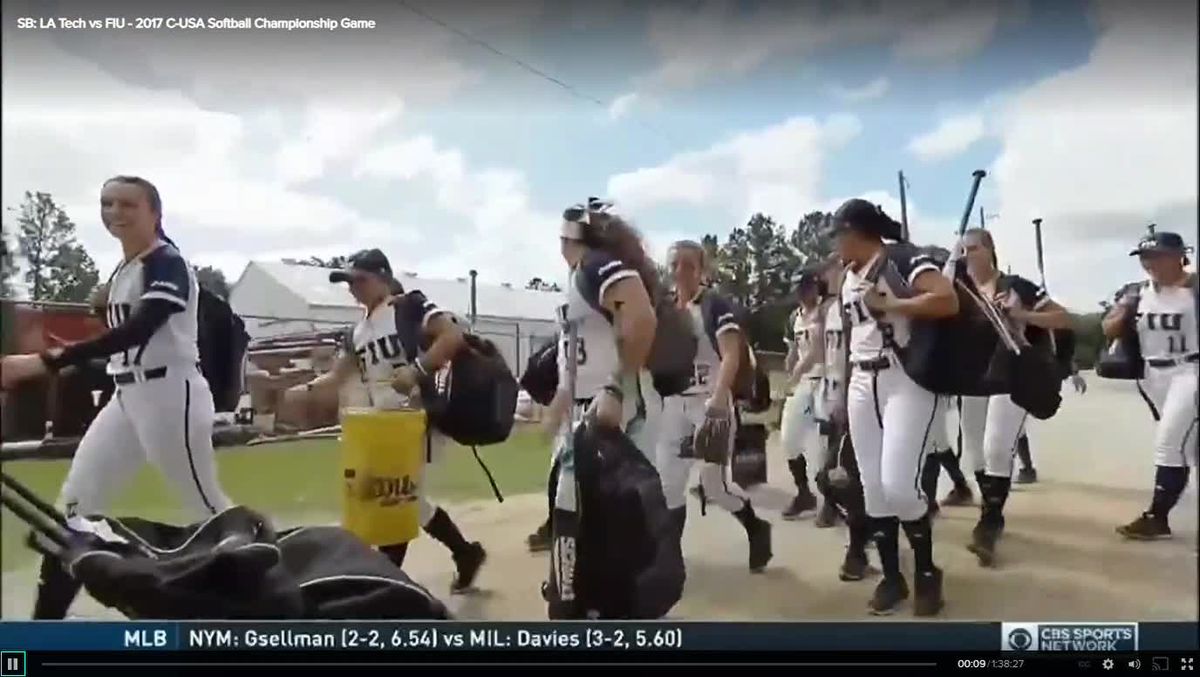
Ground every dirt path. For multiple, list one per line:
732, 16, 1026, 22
3, 375, 1196, 621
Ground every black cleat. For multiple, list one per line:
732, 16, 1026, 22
940, 486, 975, 507
782, 491, 819, 521
926, 499, 941, 519
814, 501, 841, 528
1117, 513, 1172, 541
967, 522, 1001, 567
913, 567, 945, 617
868, 575, 909, 616
451, 542, 487, 594
1015, 467, 1038, 485
526, 523, 552, 553
839, 548, 871, 582
747, 518, 773, 573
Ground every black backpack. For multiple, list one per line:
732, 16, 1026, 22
544, 420, 685, 620
392, 291, 518, 447
574, 267, 697, 398
866, 243, 1061, 419
520, 337, 559, 406
196, 288, 250, 413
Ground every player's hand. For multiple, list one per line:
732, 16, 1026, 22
1071, 373, 1088, 395
1, 353, 50, 390
589, 388, 624, 429
390, 365, 420, 395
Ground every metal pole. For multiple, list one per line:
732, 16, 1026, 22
898, 170, 910, 241
469, 269, 478, 327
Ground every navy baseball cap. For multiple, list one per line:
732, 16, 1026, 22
329, 248, 396, 284
1130, 231, 1191, 256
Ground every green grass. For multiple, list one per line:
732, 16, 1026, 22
1, 427, 552, 571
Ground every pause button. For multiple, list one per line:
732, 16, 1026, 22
0, 651, 24, 677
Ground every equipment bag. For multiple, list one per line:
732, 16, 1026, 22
1097, 282, 1150, 381
197, 287, 250, 413
544, 420, 685, 620
393, 291, 519, 447
731, 422, 769, 490
520, 337, 559, 406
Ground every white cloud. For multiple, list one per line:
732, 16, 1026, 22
606, 114, 863, 221
908, 113, 987, 162
274, 103, 406, 184
988, 0, 1198, 310
607, 92, 640, 120
635, 0, 1020, 94
830, 77, 891, 103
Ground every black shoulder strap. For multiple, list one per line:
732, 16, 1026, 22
393, 294, 422, 363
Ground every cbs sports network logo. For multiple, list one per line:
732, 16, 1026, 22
1002, 622, 1138, 652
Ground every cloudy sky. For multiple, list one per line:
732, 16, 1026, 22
2, 0, 1196, 310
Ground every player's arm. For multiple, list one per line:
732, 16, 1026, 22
42, 251, 190, 371
1102, 285, 1140, 339
601, 275, 657, 381
306, 350, 358, 392
1009, 279, 1072, 330
420, 312, 466, 373
876, 259, 959, 319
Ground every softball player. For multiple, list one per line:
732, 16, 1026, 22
1104, 231, 1198, 540
833, 198, 959, 616
779, 270, 828, 522
542, 200, 661, 609
290, 248, 486, 593
955, 228, 1072, 567
919, 397, 961, 516
814, 260, 877, 581
1, 176, 235, 619
655, 241, 773, 573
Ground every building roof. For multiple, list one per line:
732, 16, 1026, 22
245, 261, 561, 322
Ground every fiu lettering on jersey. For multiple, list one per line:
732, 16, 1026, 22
842, 249, 938, 361
1133, 283, 1198, 360
356, 333, 406, 372
104, 242, 199, 373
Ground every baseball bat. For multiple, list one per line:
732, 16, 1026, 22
898, 170, 910, 242
957, 170, 987, 237
1033, 218, 1047, 290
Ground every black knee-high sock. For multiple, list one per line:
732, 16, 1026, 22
974, 469, 987, 493
921, 454, 941, 504
733, 501, 760, 532
1148, 466, 1191, 520
980, 475, 1011, 528
869, 516, 902, 579
379, 542, 410, 569
901, 515, 935, 574
940, 450, 970, 490
1016, 435, 1034, 471
32, 555, 81, 620
787, 457, 809, 494
846, 512, 869, 557
425, 508, 471, 557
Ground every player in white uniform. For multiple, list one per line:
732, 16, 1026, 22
832, 198, 958, 616
1, 176, 235, 619
655, 241, 773, 573
1104, 232, 1198, 540
954, 229, 1073, 566
288, 249, 486, 593
542, 200, 661, 610
779, 270, 828, 523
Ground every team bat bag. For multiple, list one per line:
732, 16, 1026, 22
731, 423, 769, 490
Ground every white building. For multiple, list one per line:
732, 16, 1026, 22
229, 261, 560, 377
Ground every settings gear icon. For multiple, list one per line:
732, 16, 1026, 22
1102, 659, 1115, 670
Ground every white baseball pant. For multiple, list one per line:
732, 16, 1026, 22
58, 366, 233, 520
655, 393, 747, 513
779, 377, 824, 467
847, 363, 940, 521
958, 394, 1029, 478
1137, 363, 1199, 468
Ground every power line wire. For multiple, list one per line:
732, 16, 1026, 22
394, 0, 684, 151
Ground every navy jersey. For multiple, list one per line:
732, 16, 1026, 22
103, 241, 198, 374
682, 288, 741, 396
